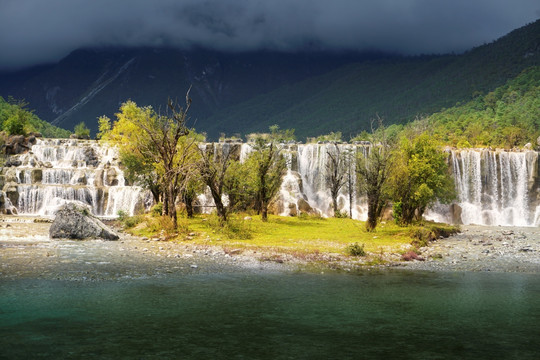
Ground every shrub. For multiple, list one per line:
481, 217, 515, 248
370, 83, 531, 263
74, 122, 90, 138
3, 111, 28, 136
117, 210, 142, 229
151, 202, 163, 217
346, 242, 366, 256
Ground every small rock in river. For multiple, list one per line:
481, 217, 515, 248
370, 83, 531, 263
190, 264, 198, 269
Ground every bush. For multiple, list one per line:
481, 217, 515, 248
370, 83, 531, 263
117, 210, 142, 229
74, 122, 90, 138
346, 242, 366, 256
3, 111, 28, 136
151, 203, 163, 217
334, 210, 349, 218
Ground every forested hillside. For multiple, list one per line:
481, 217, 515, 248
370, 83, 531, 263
428, 66, 540, 148
205, 19, 539, 139
0, 19, 538, 140
0, 97, 70, 138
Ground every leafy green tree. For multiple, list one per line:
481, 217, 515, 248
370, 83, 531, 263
74, 122, 90, 138
245, 134, 286, 221
223, 160, 254, 212
390, 133, 454, 224
0, 97, 70, 138
101, 91, 195, 228
269, 124, 295, 143
3, 109, 29, 135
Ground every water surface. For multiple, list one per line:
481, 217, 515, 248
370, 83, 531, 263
1, 270, 539, 359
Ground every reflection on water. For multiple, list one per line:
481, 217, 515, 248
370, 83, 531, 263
1, 270, 539, 359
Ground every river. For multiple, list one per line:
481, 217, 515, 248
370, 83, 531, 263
1, 218, 539, 359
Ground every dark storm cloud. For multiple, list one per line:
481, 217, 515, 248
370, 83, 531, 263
1, 0, 538, 69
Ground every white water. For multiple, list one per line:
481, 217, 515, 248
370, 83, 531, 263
5, 140, 539, 227
5, 139, 151, 217
447, 149, 539, 226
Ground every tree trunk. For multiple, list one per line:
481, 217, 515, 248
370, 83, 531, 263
183, 193, 195, 218
208, 185, 227, 222
163, 192, 169, 216
167, 182, 177, 229
261, 199, 268, 222
332, 195, 338, 215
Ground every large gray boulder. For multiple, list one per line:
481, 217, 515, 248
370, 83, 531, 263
49, 202, 119, 240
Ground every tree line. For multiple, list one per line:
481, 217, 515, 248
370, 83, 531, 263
98, 93, 455, 231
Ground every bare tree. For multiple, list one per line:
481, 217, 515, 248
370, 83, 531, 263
356, 117, 393, 231
198, 143, 233, 222
326, 143, 348, 216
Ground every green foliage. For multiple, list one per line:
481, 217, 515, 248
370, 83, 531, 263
409, 223, 460, 248
102, 97, 195, 228
151, 203, 163, 217
244, 130, 287, 221
269, 124, 296, 142
346, 242, 366, 256
334, 210, 349, 218
74, 121, 90, 137
97, 116, 111, 140
389, 133, 455, 225
428, 66, 540, 148
315, 131, 342, 142
199, 20, 539, 140
117, 210, 128, 220
356, 119, 393, 232
3, 110, 29, 135
204, 214, 253, 240
0, 97, 70, 138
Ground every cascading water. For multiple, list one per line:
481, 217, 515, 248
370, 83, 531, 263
7, 139, 537, 227
447, 149, 540, 226
1, 139, 152, 217
293, 143, 367, 219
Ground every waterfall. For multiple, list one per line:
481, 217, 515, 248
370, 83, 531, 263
281, 143, 368, 220
10, 139, 535, 226
439, 149, 539, 226
2, 139, 152, 217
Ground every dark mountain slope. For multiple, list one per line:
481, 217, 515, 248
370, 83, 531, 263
204, 19, 540, 139
0, 48, 378, 134
0, 19, 538, 139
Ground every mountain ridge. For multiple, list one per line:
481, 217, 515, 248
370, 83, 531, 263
0, 19, 538, 140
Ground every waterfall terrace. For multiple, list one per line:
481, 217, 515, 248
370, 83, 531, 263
1, 139, 539, 226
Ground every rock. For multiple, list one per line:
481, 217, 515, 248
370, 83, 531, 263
105, 168, 118, 186
243, 216, 252, 221
524, 143, 532, 150
3, 184, 19, 206
297, 198, 314, 214
450, 204, 463, 225
49, 202, 119, 240
83, 146, 99, 167
30, 169, 43, 183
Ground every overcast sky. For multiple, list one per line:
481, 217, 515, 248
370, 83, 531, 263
1, 0, 538, 70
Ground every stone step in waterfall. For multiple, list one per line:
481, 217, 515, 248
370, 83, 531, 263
1, 139, 152, 217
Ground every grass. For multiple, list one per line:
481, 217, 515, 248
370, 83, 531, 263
124, 213, 458, 263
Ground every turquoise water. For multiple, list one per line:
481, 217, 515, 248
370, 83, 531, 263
1, 270, 539, 359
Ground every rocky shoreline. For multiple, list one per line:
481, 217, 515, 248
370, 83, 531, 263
399, 225, 540, 273
1, 217, 539, 280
